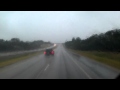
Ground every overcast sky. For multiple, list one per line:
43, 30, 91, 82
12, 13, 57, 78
0, 11, 120, 43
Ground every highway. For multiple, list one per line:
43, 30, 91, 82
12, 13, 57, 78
0, 44, 119, 79
0, 45, 54, 57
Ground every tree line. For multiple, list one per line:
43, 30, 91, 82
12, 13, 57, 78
0, 38, 51, 52
65, 29, 120, 52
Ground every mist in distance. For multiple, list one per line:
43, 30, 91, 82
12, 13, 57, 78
0, 11, 120, 43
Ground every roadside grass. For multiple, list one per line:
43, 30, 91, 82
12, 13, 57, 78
0, 51, 43, 68
0, 45, 57, 68
69, 49, 120, 70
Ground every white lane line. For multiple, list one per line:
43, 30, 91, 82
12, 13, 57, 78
71, 59, 92, 79
36, 70, 43, 79
63, 45, 92, 79
65, 50, 92, 79
44, 64, 49, 71
36, 64, 50, 79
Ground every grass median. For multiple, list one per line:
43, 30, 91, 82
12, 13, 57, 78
0, 51, 43, 68
0, 45, 57, 68
69, 49, 120, 70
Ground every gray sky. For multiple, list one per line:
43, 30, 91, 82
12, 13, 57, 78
0, 11, 120, 43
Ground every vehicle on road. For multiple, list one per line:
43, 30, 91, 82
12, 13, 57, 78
44, 49, 54, 56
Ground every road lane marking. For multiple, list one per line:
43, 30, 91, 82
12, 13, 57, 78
36, 70, 43, 79
44, 64, 49, 71
36, 64, 50, 79
71, 59, 92, 79
65, 50, 92, 79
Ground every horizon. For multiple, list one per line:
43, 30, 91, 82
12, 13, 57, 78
1, 11, 120, 43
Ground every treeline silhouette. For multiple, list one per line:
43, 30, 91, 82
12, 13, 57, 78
0, 38, 51, 52
65, 29, 120, 52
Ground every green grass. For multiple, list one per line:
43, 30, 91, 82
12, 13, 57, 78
0, 45, 57, 68
69, 49, 120, 70
0, 51, 43, 68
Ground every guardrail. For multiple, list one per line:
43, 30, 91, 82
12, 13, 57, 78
0, 45, 55, 57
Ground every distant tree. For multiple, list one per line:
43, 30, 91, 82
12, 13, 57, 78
11, 38, 20, 42
0, 38, 50, 52
65, 29, 120, 52
72, 37, 75, 42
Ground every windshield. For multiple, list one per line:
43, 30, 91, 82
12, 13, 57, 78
0, 11, 120, 79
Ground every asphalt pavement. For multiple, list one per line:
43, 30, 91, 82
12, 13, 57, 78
0, 44, 119, 79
